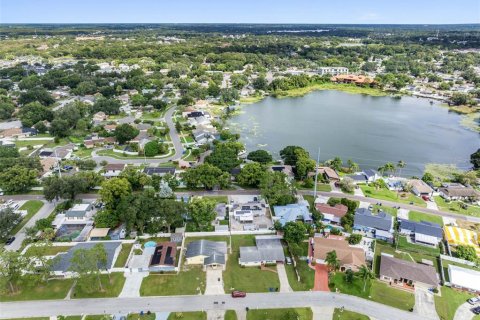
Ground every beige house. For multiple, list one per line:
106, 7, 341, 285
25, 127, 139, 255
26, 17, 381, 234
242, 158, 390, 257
310, 236, 366, 272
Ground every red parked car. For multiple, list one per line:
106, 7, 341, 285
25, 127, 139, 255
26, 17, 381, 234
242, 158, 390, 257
422, 195, 430, 201
231, 290, 246, 298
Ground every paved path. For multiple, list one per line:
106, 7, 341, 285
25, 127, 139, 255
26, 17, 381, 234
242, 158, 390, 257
313, 264, 330, 292
276, 263, 293, 293
312, 306, 334, 320
453, 302, 476, 320
6, 200, 54, 251
414, 286, 439, 320
119, 272, 147, 298
0, 292, 433, 320
205, 269, 225, 295
91, 106, 184, 165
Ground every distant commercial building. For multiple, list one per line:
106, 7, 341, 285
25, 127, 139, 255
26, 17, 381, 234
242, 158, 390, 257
316, 67, 349, 76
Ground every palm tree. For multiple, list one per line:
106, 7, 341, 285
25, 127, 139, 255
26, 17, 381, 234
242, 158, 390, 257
397, 160, 406, 177
384, 162, 396, 176
325, 250, 340, 272
356, 265, 375, 292
347, 159, 360, 173
377, 165, 386, 176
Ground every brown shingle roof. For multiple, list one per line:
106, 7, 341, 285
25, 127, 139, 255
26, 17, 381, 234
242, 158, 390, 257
318, 167, 339, 180
380, 254, 438, 286
315, 203, 348, 218
105, 163, 125, 171
313, 237, 365, 268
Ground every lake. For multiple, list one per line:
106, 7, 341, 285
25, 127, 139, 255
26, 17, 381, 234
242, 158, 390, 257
228, 90, 479, 176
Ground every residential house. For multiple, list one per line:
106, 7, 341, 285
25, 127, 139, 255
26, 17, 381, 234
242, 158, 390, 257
215, 203, 227, 221
331, 74, 374, 85
398, 219, 443, 246
149, 242, 177, 272
239, 235, 285, 267
93, 112, 107, 122
185, 240, 227, 270
143, 167, 176, 177
409, 179, 433, 197
379, 254, 439, 289
52, 242, 122, 276
364, 169, 381, 182
103, 163, 125, 178
104, 124, 117, 132
439, 185, 480, 201
65, 203, 93, 222
39, 157, 58, 177
315, 203, 348, 224
231, 198, 268, 223
448, 264, 480, 294
318, 167, 340, 182
353, 208, 394, 242
273, 203, 312, 227
349, 174, 368, 184
310, 236, 366, 272
270, 165, 295, 180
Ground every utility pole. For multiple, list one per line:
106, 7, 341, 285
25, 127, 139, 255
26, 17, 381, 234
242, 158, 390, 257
54, 149, 62, 178
313, 147, 320, 199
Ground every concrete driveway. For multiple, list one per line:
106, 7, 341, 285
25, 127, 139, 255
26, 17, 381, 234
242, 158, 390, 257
426, 201, 439, 210
453, 302, 476, 320
277, 263, 293, 293
414, 286, 439, 320
119, 272, 147, 298
205, 268, 225, 295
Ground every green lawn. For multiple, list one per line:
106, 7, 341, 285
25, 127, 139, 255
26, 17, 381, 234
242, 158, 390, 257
114, 243, 133, 268
203, 195, 228, 204
84, 316, 111, 320
0, 279, 73, 301
333, 309, 370, 320
396, 236, 441, 256
247, 308, 312, 320
372, 205, 397, 216
15, 140, 52, 148
10, 200, 44, 235
58, 317, 83, 320
441, 259, 480, 282
329, 273, 414, 311
434, 196, 480, 218
435, 286, 478, 320
225, 310, 238, 320
25, 245, 72, 256
284, 244, 315, 291
360, 186, 426, 207
223, 235, 280, 293
167, 312, 207, 320
5, 318, 49, 320
408, 211, 444, 226
72, 273, 125, 299
140, 266, 205, 296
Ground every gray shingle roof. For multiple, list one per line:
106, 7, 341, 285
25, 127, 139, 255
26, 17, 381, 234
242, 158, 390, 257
239, 236, 285, 264
354, 208, 393, 231
52, 242, 122, 272
185, 240, 227, 261
380, 254, 438, 286
399, 219, 443, 238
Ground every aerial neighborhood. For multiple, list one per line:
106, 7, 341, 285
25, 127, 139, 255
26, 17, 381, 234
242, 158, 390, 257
0, 18, 480, 320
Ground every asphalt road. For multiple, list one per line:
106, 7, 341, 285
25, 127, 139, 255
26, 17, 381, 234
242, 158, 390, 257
91, 106, 184, 165
6, 200, 54, 251
0, 292, 432, 320
2, 189, 479, 224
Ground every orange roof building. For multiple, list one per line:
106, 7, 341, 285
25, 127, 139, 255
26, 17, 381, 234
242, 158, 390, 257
311, 236, 366, 271
331, 74, 374, 85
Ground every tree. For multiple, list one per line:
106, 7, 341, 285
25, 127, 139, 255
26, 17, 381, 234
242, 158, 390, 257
329, 157, 343, 171
356, 265, 375, 292
345, 269, 355, 283
43, 175, 90, 202
119, 167, 151, 191
325, 250, 340, 272
471, 149, 480, 169
18, 101, 53, 127
236, 163, 266, 187
181, 163, 230, 190
259, 171, 296, 206
347, 159, 360, 173
114, 124, 139, 144
421, 172, 434, 184
92, 97, 121, 115
25, 241, 55, 282
296, 155, 316, 180
144, 140, 160, 157
49, 119, 70, 137
99, 178, 131, 210
149, 199, 185, 233
0, 165, 38, 193
18, 87, 54, 106
253, 76, 267, 90
69, 245, 105, 293
456, 245, 478, 262
188, 197, 216, 231
158, 180, 173, 198
0, 207, 22, 241
0, 250, 30, 294
205, 142, 243, 172
247, 150, 272, 164
451, 93, 469, 106
338, 177, 355, 193
455, 171, 478, 186
347, 234, 362, 245
0, 100, 15, 120
0, 146, 19, 158
279, 146, 305, 166
283, 221, 307, 244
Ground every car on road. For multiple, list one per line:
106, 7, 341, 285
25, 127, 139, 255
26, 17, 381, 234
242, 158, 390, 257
231, 290, 246, 298
472, 306, 480, 315
468, 297, 480, 305
5, 237, 15, 245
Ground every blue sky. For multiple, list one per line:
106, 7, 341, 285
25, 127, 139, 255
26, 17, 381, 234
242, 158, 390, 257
1, 0, 479, 24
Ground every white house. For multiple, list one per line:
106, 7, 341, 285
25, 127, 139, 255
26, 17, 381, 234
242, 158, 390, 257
398, 219, 443, 246
448, 264, 480, 294
409, 179, 433, 197
65, 203, 93, 222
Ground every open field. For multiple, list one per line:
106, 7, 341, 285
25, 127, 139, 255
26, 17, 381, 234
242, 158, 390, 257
140, 266, 205, 296
72, 273, 125, 299
247, 308, 313, 320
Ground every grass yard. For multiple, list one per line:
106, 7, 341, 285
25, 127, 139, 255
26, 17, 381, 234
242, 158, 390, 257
372, 204, 397, 216
369, 281, 414, 311
408, 211, 444, 226
202, 195, 228, 204
5, 318, 49, 320
223, 235, 280, 293
329, 272, 370, 299
247, 308, 312, 320
114, 243, 133, 268
435, 286, 479, 320
140, 266, 206, 296
14, 140, 52, 148
58, 317, 83, 320
0, 279, 73, 301
84, 316, 111, 320
434, 196, 480, 218
72, 273, 125, 299
10, 200, 44, 235
167, 312, 207, 320
333, 309, 370, 320
360, 186, 426, 207
396, 236, 441, 256
284, 257, 315, 291
25, 245, 72, 256
225, 310, 238, 320
441, 259, 480, 282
